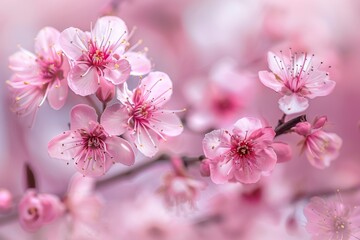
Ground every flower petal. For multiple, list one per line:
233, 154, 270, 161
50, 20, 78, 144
68, 65, 99, 96
139, 71, 173, 107
93, 16, 128, 49
101, 103, 128, 136
278, 94, 309, 114
70, 104, 98, 130
272, 142, 292, 163
34, 27, 60, 57
48, 131, 78, 161
258, 71, 284, 92
103, 59, 130, 85
133, 126, 159, 157
47, 80, 68, 110
304, 72, 336, 99
210, 160, 233, 184
202, 129, 230, 159
233, 117, 263, 137
59, 27, 89, 60
105, 137, 135, 166
150, 111, 184, 137
124, 51, 151, 76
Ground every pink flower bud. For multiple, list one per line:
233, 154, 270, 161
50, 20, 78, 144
0, 189, 13, 211
293, 122, 312, 136
18, 190, 64, 232
199, 159, 211, 177
96, 78, 115, 103
313, 115, 327, 129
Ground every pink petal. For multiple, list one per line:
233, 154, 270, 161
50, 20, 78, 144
105, 137, 135, 166
70, 104, 98, 131
258, 71, 284, 92
278, 94, 309, 114
304, 72, 336, 99
249, 127, 275, 148
48, 131, 78, 161
139, 71, 173, 107
101, 103, 128, 136
134, 126, 159, 157
202, 129, 230, 159
233, 117, 263, 137
254, 148, 277, 172
9, 50, 37, 78
103, 59, 131, 85
210, 160, 233, 184
233, 167, 262, 184
124, 51, 151, 76
47, 80, 68, 110
68, 64, 99, 96
34, 27, 60, 56
272, 142, 292, 163
75, 155, 113, 177
59, 27, 89, 60
93, 16, 128, 49
150, 111, 184, 137
267, 51, 288, 77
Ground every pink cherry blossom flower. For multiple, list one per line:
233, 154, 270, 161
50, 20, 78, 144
63, 173, 104, 239
101, 71, 184, 157
48, 104, 135, 177
304, 196, 360, 240
59, 16, 151, 96
18, 189, 65, 232
293, 116, 342, 169
258, 51, 336, 114
158, 157, 206, 208
0, 188, 13, 211
202, 117, 278, 184
184, 59, 256, 131
7, 27, 69, 117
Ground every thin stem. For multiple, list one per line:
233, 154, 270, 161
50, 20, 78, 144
85, 96, 101, 117
96, 154, 205, 189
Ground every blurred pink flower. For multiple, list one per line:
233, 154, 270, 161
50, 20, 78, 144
7, 27, 69, 117
158, 157, 206, 208
18, 189, 64, 232
184, 59, 256, 131
202, 117, 277, 184
59, 16, 151, 96
258, 51, 336, 114
304, 196, 360, 240
48, 104, 135, 177
0, 188, 13, 211
102, 71, 184, 157
293, 116, 342, 169
63, 173, 104, 239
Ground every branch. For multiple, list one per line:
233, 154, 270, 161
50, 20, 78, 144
275, 115, 306, 137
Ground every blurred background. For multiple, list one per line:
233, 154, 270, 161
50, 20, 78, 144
1, 0, 360, 239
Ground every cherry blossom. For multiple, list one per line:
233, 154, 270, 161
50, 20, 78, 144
0, 188, 12, 211
48, 104, 135, 177
59, 16, 151, 96
203, 117, 278, 184
63, 173, 104, 239
18, 189, 64, 232
158, 157, 206, 208
304, 196, 360, 240
101, 71, 184, 157
7, 27, 68, 118
258, 51, 336, 114
293, 116, 342, 169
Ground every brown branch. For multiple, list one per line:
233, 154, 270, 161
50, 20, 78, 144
275, 114, 306, 137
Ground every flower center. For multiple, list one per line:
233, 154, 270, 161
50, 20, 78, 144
237, 144, 251, 156
37, 56, 64, 81
87, 136, 101, 149
334, 217, 347, 233
27, 207, 40, 220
